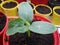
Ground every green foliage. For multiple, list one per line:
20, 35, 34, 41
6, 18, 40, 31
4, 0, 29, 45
30, 21, 57, 34
18, 2, 33, 22
6, 18, 30, 36
6, 2, 57, 36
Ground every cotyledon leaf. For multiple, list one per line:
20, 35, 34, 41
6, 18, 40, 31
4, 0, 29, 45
30, 21, 57, 34
8, 18, 25, 28
18, 2, 33, 22
6, 18, 29, 36
6, 26, 29, 36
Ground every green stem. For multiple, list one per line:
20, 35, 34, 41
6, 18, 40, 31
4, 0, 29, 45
26, 21, 30, 26
28, 30, 30, 37
26, 21, 31, 37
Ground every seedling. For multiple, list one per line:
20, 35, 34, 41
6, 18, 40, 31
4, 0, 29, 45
6, 2, 57, 37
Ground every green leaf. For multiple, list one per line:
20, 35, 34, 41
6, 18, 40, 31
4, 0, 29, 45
8, 18, 25, 28
17, 26, 29, 33
30, 21, 57, 34
18, 2, 33, 22
6, 18, 29, 36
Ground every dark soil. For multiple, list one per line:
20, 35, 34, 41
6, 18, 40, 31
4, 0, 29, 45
3, 2, 17, 8
30, 32, 54, 45
36, 6, 51, 14
0, 0, 2, 3
55, 9, 60, 14
48, 0, 60, 8
9, 33, 27, 45
9, 32, 54, 45
0, 13, 6, 32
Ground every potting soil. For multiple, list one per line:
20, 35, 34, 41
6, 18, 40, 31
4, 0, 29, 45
36, 6, 51, 14
9, 32, 54, 45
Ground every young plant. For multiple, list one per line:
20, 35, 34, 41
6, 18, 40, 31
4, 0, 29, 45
6, 2, 57, 37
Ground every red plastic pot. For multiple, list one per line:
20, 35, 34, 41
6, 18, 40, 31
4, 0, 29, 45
3, 14, 59, 45
31, 0, 48, 5
0, 11, 8, 45
16, 0, 26, 3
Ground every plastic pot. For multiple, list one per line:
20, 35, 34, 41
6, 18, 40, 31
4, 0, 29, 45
35, 4, 52, 18
48, 0, 60, 8
3, 14, 59, 45
31, 0, 48, 5
52, 6, 60, 26
0, 11, 8, 45
1, 1, 18, 16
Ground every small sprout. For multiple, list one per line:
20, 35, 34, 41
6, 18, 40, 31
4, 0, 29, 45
6, 2, 57, 37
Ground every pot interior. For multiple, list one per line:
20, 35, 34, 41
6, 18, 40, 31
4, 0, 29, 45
55, 9, 60, 15
0, 12, 6, 32
9, 32, 54, 45
49, 0, 60, 7
3, 2, 17, 8
36, 6, 51, 14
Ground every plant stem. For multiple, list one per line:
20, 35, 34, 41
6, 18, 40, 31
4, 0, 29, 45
26, 21, 31, 37
28, 30, 30, 37
26, 21, 30, 26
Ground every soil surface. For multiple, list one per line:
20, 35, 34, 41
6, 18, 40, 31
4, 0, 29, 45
9, 32, 54, 45
36, 6, 51, 14
3, 2, 17, 8
0, 13, 6, 32
9, 33, 27, 45
30, 32, 54, 45
55, 9, 60, 15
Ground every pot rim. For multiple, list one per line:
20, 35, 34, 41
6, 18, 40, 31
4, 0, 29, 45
1, 1, 18, 10
53, 6, 60, 17
53, 31, 59, 45
0, 11, 8, 35
35, 4, 52, 16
